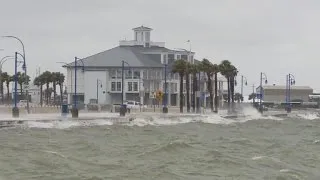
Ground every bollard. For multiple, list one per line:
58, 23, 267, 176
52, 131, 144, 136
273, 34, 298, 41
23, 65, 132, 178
71, 106, 79, 118
162, 106, 168, 113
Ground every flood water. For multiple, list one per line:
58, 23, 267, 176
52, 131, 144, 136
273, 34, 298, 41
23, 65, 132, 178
0, 110, 319, 180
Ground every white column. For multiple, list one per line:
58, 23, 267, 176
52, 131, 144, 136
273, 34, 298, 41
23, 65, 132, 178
139, 70, 144, 104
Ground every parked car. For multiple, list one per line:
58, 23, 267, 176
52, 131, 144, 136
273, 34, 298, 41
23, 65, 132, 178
124, 101, 147, 109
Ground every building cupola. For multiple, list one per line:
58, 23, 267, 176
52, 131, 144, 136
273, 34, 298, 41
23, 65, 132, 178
132, 26, 152, 47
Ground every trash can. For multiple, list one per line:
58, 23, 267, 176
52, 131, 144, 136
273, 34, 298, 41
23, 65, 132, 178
61, 104, 69, 117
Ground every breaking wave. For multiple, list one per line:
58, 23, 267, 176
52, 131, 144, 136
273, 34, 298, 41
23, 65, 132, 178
0, 107, 319, 129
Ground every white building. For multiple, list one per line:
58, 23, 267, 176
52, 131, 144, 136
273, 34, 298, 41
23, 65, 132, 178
63, 26, 226, 106
256, 85, 313, 103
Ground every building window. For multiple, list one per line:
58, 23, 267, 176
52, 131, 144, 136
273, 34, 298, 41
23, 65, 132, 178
126, 70, 132, 79
117, 82, 121, 91
111, 82, 116, 91
128, 82, 133, 91
133, 71, 140, 79
110, 70, 116, 79
143, 70, 147, 79
176, 54, 181, 60
133, 82, 138, 91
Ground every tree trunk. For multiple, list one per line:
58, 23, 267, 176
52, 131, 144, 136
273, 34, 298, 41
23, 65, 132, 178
214, 72, 218, 113
59, 83, 63, 106
230, 76, 235, 112
0, 82, 3, 104
227, 77, 231, 113
46, 83, 49, 105
179, 73, 184, 113
192, 73, 197, 113
40, 85, 43, 107
53, 81, 56, 105
207, 74, 214, 112
6, 83, 10, 104
186, 73, 190, 113
19, 83, 23, 100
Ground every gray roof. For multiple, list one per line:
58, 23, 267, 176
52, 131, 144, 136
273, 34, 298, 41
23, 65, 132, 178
132, 26, 152, 31
261, 85, 313, 90
66, 46, 172, 68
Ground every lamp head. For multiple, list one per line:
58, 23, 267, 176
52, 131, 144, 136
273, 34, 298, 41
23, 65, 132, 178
265, 79, 268, 84
291, 80, 295, 85
22, 63, 26, 71
245, 81, 248, 86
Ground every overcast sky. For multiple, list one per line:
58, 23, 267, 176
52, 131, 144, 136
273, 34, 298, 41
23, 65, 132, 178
0, 0, 319, 95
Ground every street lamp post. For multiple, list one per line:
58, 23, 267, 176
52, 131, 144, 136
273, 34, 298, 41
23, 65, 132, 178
241, 75, 248, 102
12, 52, 19, 117
72, 57, 84, 118
259, 72, 268, 113
120, 60, 130, 116
163, 63, 168, 113
3, 36, 30, 114
285, 73, 295, 113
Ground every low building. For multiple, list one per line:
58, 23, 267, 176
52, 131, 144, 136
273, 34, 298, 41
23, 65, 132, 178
63, 26, 226, 106
256, 85, 313, 103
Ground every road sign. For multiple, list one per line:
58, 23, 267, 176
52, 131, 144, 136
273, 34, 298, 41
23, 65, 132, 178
256, 94, 263, 99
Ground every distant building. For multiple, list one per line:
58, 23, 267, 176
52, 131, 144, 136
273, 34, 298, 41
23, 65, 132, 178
256, 85, 313, 103
63, 26, 227, 105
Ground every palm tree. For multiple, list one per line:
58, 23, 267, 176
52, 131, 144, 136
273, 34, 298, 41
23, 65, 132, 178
4, 74, 12, 103
172, 59, 187, 113
219, 60, 232, 111
1, 72, 10, 103
41, 71, 52, 105
190, 63, 201, 112
0, 72, 6, 104
55, 72, 65, 105
185, 62, 191, 113
17, 72, 30, 99
212, 64, 220, 112
229, 65, 238, 111
201, 59, 214, 112
51, 72, 57, 105
34, 76, 44, 106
